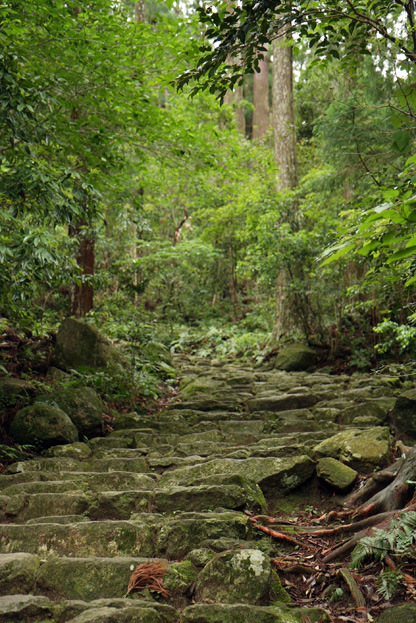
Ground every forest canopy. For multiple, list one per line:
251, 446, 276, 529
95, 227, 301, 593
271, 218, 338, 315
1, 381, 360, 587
1, 0, 416, 372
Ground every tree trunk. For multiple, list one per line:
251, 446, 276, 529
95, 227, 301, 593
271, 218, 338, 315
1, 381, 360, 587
70, 221, 95, 318
252, 52, 270, 139
268, 33, 297, 348
272, 36, 297, 191
234, 84, 246, 136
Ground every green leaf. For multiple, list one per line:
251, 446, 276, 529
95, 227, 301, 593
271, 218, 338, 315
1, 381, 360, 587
386, 246, 416, 264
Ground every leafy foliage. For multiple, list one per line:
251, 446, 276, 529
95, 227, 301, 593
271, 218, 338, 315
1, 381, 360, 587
350, 511, 416, 598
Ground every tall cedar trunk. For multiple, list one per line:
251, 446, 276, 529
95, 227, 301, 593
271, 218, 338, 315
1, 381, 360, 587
70, 220, 95, 318
252, 53, 270, 139
272, 37, 297, 190
269, 34, 297, 346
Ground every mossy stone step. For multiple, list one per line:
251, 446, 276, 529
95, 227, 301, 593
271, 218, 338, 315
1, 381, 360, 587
158, 455, 316, 496
5, 456, 147, 474
247, 394, 320, 412
0, 594, 53, 623
34, 556, 195, 602
0, 521, 153, 558
0, 472, 157, 495
180, 603, 329, 622
54, 599, 179, 623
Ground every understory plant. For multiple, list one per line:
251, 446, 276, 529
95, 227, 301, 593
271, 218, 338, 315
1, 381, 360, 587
350, 511, 416, 599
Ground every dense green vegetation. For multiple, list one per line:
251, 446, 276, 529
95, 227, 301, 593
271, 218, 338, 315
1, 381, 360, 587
2, 0, 416, 386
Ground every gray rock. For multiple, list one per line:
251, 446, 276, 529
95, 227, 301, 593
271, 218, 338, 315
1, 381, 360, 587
313, 427, 392, 472
36, 386, 103, 438
53, 318, 124, 371
9, 403, 79, 449
0, 553, 40, 594
275, 344, 317, 372
316, 457, 358, 492
378, 604, 416, 623
195, 549, 272, 604
0, 377, 35, 409
0, 594, 52, 622
391, 389, 416, 439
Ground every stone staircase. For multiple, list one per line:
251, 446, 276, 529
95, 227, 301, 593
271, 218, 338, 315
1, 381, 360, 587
0, 356, 399, 622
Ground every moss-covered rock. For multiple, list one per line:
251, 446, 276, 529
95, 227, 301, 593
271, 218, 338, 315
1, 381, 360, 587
196, 549, 272, 605
53, 318, 124, 371
313, 427, 392, 472
158, 455, 316, 496
391, 389, 416, 439
9, 403, 79, 449
156, 512, 249, 558
0, 594, 53, 622
378, 604, 416, 623
0, 378, 35, 409
181, 603, 329, 623
164, 560, 196, 595
316, 457, 358, 492
37, 386, 104, 438
0, 553, 40, 595
1, 521, 153, 558
44, 442, 92, 459
274, 344, 317, 372
338, 401, 389, 426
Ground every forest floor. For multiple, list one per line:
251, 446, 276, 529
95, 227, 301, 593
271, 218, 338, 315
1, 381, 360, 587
2, 328, 416, 622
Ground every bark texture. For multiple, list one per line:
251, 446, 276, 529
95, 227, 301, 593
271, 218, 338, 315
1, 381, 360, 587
252, 53, 270, 139
272, 36, 297, 191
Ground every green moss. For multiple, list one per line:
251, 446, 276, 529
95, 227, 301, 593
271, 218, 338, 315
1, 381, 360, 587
165, 560, 196, 595
270, 571, 292, 604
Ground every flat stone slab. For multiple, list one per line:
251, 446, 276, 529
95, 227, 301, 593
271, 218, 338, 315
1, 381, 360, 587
5, 457, 147, 474
1, 472, 156, 495
158, 455, 316, 495
181, 603, 329, 623
248, 394, 319, 412
0, 594, 53, 621
54, 599, 178, 623
153, 484, 258, 513
0, 521, 153, 558
34, 557, 191, 602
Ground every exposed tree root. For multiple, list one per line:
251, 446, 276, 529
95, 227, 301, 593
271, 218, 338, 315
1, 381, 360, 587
249, 517, 306, 547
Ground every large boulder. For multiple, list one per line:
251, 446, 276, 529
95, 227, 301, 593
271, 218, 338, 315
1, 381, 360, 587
274, 344, 317, 372
313, 427, 392, 472
195, 549, 272, 604
36, 386, 103, 438
391, 389, 416, 439
9, 404, 79, 449
53, 318, 124, 372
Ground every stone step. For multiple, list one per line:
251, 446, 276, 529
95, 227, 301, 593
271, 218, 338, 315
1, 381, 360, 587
5, 457, 148, 474
0, 555, 196, 603
158, 455, 316, 497
0, 472, 157, 495
0, 522, 153, 558
1, 479, 264, 522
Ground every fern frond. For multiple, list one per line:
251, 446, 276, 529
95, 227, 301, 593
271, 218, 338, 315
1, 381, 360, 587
377, 570, 403, 600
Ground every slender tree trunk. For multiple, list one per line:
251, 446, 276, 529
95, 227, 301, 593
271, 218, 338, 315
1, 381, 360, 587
272, 36, 297, 190
234, 84, 246, 136
269, 33, 297, 347
70, 220, 95, 318
253, 52, 270, 139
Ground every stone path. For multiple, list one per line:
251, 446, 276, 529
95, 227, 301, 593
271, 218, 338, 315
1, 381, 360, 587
0, 355, 399, 622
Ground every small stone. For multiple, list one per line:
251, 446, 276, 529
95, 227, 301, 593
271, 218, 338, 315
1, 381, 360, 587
316, 458, 358, 492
